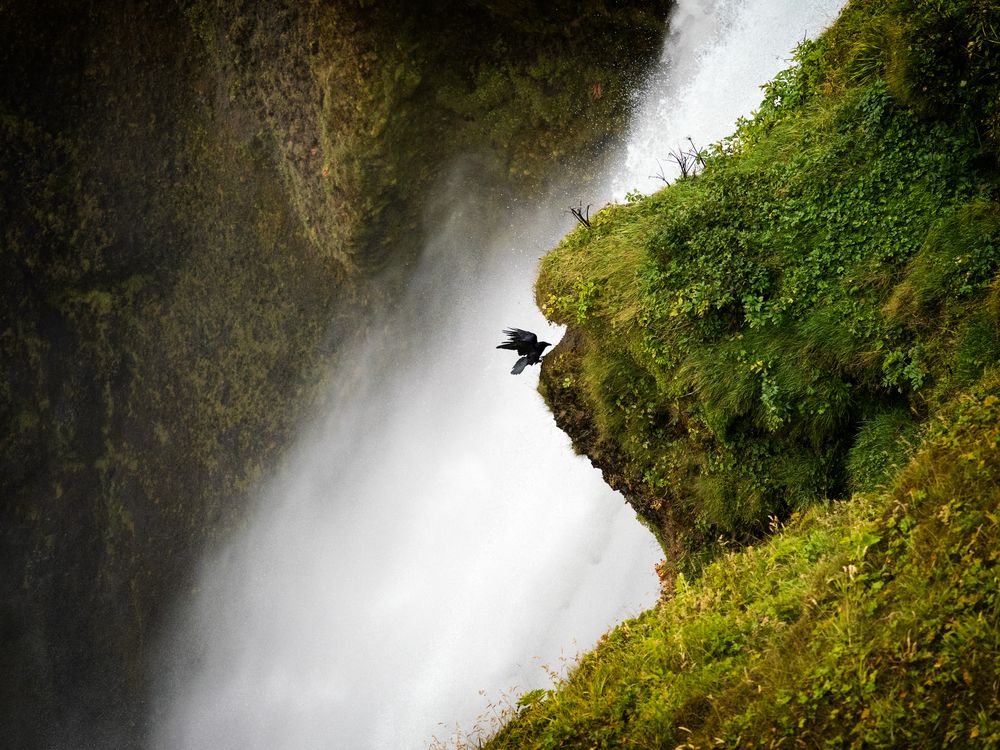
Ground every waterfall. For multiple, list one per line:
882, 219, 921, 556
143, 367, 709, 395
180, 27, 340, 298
151, 2, 845, 748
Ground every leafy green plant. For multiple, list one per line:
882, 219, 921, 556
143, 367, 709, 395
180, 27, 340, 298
481, 3, 1000, 745
536, 31, 999, 547
487, 378, 1000, 749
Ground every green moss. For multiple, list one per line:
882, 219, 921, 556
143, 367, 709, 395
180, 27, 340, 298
502, 2, 1000, 746
955, 311, 1000, 384
488, 379, 1000, 749
537, 11, 1000, 546
845, 407, 918, 492
888, 202, 1000, 323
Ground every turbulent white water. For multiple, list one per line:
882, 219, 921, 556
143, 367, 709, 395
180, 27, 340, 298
152, 1, 845, 748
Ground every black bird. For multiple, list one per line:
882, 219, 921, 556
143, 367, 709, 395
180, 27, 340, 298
497, 327, 551, 375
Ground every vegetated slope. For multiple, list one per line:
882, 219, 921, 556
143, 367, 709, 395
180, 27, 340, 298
0, 1, 672, 747
488, 0, 1000, 745
491, 383, 1000, 747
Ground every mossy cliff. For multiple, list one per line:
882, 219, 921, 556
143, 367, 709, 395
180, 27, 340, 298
0, 1, 672, 746
486, 0, 1000, 746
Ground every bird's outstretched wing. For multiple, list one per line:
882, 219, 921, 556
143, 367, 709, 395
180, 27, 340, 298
497, 327, 551, 375
496, 327, 538, 355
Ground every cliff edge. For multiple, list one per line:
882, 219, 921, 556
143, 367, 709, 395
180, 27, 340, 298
488, 0, 1000, 745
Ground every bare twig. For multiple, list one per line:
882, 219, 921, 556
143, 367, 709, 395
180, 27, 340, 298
569, 202, 591, 228
667, 145, 694, 178
650, 159, 671, 185
652, 139, 707, 185
687, 137, 707, 169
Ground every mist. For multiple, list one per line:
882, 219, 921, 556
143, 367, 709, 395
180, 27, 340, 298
151, 1, 845, 748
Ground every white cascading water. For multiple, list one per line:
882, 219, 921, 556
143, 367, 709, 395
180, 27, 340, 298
152, 1, 845, 747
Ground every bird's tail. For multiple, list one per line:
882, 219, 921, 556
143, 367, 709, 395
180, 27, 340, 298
511, 355, 530, 375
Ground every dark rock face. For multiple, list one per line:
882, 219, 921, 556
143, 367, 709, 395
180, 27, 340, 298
537, 328, 694, 570
1, 3, 341, 746
0, 1, 673, 746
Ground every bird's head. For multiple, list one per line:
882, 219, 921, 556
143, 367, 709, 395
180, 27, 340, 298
540, 341, 552, 352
